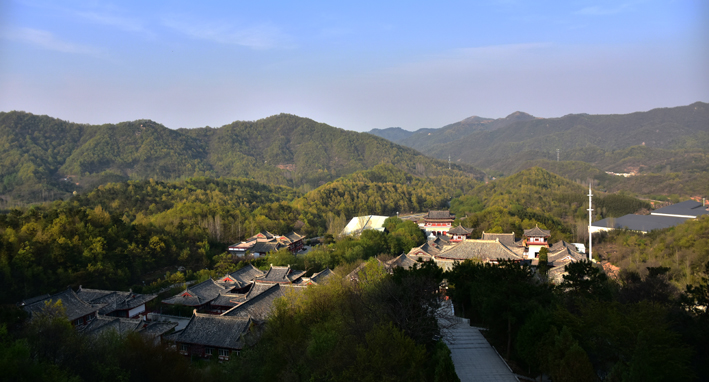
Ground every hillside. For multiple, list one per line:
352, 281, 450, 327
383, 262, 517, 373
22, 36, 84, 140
0, 112, 484, 205
369, 102, 708, 198
368, 111, 537, 150
426, 102, 709, 169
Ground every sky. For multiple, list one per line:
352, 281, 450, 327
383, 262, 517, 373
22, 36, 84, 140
0, 0, 707, 132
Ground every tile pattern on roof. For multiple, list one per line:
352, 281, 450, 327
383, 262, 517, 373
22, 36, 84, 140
436, 240, 522, 261
426, 210, 454, 219
523, 226, 551, 237
174, 314, 251, 350
162, 279, 230, 306
77, 288, 156, 315
448, 225, 473, 235
23, 288, 105, 322
481, 232, 521, 247
221, 284, 307, 321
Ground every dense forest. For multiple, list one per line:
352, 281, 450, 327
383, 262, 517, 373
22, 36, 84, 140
0, 164, 468, 303
447, 259, 709, 381
0, 111, 483, 205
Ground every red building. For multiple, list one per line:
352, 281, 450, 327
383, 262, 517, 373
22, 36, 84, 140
421, 210, 455, 236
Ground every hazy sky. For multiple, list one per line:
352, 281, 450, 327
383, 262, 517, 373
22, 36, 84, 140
1, 0, 707, 132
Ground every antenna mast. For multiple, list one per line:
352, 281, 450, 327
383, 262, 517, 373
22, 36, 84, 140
556, 149, 560, 162
587, 183, 593, 261
448, 155, 451, 170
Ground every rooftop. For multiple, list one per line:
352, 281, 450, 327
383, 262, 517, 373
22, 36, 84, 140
425, 210, 454, 220
222, 284, 307, 321
436, 240, 522, 261
651, 200, 709, 218
523, 226, 551, 237
76, 287, 156, 315
23, 288, 106, 322
448, 225, 473, 235
481, 232, 521, 247
173, 314, 251, 350
592, 214, 689, 233
162, 279, 230, 306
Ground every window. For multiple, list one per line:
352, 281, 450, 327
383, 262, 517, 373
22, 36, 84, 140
219, 349, 230, 357
180, 344, 189, 354
205, 347, 214, 356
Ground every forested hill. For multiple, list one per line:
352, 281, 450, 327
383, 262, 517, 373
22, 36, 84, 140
426, 102, 709, 168
368, 111, 536, 150
0, 111, 484, 204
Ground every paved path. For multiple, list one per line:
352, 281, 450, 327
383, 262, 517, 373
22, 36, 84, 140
439, 304, 518, 382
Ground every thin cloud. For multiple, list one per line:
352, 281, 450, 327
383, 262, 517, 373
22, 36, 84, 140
1, 27, 103, 56
74, 10, 153, 37
162, 15, 293, 50
575, 3, 633, 16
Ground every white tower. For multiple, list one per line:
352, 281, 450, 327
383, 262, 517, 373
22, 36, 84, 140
448, 155, 451, 170
587, 183, 593, 261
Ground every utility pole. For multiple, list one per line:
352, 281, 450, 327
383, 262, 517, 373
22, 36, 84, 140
587, 183, 593, 261
556, 149, 560, 162
448, 155, 451, 170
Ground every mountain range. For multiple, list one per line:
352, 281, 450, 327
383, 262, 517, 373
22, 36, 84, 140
369, 102, 709, 196
0, 112, 483, 204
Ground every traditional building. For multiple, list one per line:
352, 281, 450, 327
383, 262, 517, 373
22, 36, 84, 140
434, 239, 524, 270
421, 210, 455, 236
481, 232, 522, 247
255, 265, 306, 284
221, 283, 307, 321
217, 264, 266, 293
22, 288, 105, 327
447, 225, 473, 242
76, 287, 156, 318
523, 225, 551, 259
170, 314, 252, 361
162, 279, 232, 311
228, 231, 304, 257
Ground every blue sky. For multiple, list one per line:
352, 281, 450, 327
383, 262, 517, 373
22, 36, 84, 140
1, 0, 707, 131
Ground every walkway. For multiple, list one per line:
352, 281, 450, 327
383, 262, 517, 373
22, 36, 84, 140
439, 303, 519, 382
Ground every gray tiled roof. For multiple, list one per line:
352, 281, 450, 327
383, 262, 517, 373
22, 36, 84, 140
250, 241, 281, 254
221, 284, 307, 321
652, 200, 709, 218
23, 288, 105, 322
387, 254, 420, 269
592, 214, 689, 232
82, 315, 143, 337
426, 210, 454, 219
245, 282, 277, 299
219, 264, 266, 288
436, 240, 522, 261
162, 279, 230, 306
21, 294, 50, 305
174, 313, 251, 350
309, 268, 334, 284
433, 236, 451, 245
448, 225, 473, 235
481, 232, 521, 247
256, 265, 305, 283
138, 321, 178, 338
76, 288, 156, 315
523, 226, 551, 237
211, 293, 248, 307
282, 232, 304, 243
407, 242, 440, 257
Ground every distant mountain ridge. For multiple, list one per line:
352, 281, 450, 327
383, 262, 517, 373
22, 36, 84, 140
370, 101, 708, 172
369, 111, 537, 150
0, 111, 484, 204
